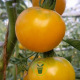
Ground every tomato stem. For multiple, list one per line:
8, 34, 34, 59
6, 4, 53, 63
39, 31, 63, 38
43, 50, 55, 58
33, 53, 38, 61
5, 1, 17, 63
39, 0, 56, 10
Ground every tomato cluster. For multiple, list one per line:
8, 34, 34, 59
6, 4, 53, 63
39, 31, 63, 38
15, 0, 75, 80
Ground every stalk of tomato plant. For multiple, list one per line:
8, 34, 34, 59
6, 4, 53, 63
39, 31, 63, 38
40, 0, 56, 57
0, 0, 17, 80
0, 57, 3, 80
13, 51, 19, 80
5, 0, 17, 63
39, 0, 56, 10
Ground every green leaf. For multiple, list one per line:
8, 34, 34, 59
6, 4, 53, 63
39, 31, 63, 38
63, 39, 80, 51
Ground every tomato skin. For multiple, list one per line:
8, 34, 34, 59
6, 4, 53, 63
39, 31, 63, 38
32, 0, 66, 15
15, 7, 65, 52
55, 0, 66, 15
27, 57, 75, 80
18, 43, 26, 50
23, 71, 28, 80
23, 75, 27, 80
29, 56, 41, 60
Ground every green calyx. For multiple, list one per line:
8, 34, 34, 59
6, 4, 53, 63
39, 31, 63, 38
39, 0, 56, 10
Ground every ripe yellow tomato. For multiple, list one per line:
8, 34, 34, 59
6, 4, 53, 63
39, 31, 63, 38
15, 7, 65, 52
29, 55, 41, 60
29, 56, 35, 60
32, 0, 66, 15
18, 43, 26, 50
27, 57, 75, 80
23, 71, 28, 80
38, 55, 41, 58
23, 75, 27, 80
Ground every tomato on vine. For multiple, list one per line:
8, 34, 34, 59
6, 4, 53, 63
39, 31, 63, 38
18, 43, 26, 50
15, 7, 65, 52
27, 57, 75, 80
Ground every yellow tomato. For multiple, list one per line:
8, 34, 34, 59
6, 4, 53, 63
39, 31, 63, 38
18, 43, 26, 50
32, 0, 66, 15
23, 71, 28, 80
29, 56, 41, 60
23, 75, 27, 80
27, 57, 75, 80
15, 7, 65, 52
38, 55, 41, 58
29, 56, 35, 60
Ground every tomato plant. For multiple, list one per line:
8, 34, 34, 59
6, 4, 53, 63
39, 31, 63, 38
32, 0, 66, 15
27, 57, 75, 80
15, 7, 66, 52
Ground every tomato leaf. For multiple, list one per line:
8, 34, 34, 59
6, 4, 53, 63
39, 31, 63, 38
63, 39, 80, 51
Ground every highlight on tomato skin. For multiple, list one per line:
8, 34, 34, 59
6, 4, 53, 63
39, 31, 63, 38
27, 57, 75, 80
15, 7, 66, 52
32, 0, 66, 15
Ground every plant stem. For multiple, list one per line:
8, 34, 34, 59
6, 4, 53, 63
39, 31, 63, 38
13, 52, 18, 80
5, 1, 17, 63
43, 50, 55, 58
13, 65, 17, 80
0, 0, 17, 80
0, 71, 3, 80
0, 57, 3, 80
